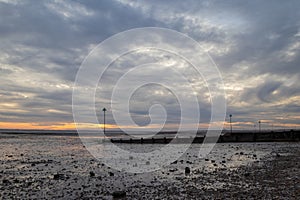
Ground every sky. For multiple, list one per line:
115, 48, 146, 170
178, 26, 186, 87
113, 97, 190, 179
0, 0, 300, 131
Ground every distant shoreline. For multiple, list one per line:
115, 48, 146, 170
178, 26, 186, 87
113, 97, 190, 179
1, 129, 299, 143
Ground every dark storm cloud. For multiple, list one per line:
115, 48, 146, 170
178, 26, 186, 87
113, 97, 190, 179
211, 0, 300, 75
136, 0, 300, 76
36, 90, 72, 104
239, 79, 300, 104
0, 0, 162, 125
257, 81, 282, 102
0, 0, 163, 85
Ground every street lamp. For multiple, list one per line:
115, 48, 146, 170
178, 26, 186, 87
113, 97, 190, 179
229, 114, 232, 134
258, 120, 261, 133
102, 108, 107, 135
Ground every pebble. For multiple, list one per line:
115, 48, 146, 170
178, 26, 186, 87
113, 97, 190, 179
53, 173, 64, 180
169, 168, 178, 172
185, 167, 191, 175
90, 171, 95, 177
186, 161, 193, 164
109, 172, 114, 176
112, 190, 126, 198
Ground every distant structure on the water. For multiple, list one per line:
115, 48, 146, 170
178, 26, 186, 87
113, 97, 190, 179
111, 129, 300, 144
102, 107, 107, 135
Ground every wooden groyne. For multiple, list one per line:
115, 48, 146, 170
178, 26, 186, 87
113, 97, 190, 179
111, 130, 300, 144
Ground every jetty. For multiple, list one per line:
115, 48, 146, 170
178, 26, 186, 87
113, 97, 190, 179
111, 130, 300, 144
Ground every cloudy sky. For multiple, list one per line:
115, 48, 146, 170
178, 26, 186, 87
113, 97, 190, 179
0, 0, 300, 130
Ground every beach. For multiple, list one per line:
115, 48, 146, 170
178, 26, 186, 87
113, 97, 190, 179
0, 133, 299, 199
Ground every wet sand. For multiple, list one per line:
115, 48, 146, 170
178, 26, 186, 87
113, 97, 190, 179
0, 134, 299, 199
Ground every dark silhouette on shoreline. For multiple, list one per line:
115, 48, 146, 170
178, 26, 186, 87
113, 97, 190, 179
111, 129, 300, 144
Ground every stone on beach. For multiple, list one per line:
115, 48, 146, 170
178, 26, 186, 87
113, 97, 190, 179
89, 171, 95, 177
185, 167, 191, 175
112, 190, 126, 198
109, 172, 114, 176
2, 179, 10, 184
53, 173, 64, 180
171, 160, 178, 164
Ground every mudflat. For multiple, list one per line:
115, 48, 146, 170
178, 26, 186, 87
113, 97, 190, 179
0, 134, 299, 199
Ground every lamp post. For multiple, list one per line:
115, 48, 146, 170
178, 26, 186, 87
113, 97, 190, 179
258, 120, 261, 133
102, 108, 107, 135
229, 114, 232, 134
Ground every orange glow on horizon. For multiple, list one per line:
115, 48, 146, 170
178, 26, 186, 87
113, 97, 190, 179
0, 122, 127, 130
0, 122, 76, 130
0, 121, 299, 131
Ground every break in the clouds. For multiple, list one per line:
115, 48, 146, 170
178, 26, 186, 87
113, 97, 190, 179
0, 0, 300, 130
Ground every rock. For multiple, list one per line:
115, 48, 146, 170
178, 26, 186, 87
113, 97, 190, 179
240, 152, 244, 155
112, 190, 126, 198
3, 179, 10, 184
244, 172, 250, 177
53, 174, 59, 180
186, 161, 193, 164
53, 173, 64, 180
90, 171, 95, 177
276, 153, 281, 157
211, 160, 215, 163
185, 167, 191, 175
171, 160, 178, 164
146, 161, 150, 165
205, 158, 209, 161
169, 168, 178, 172
109, 172, 114, 176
